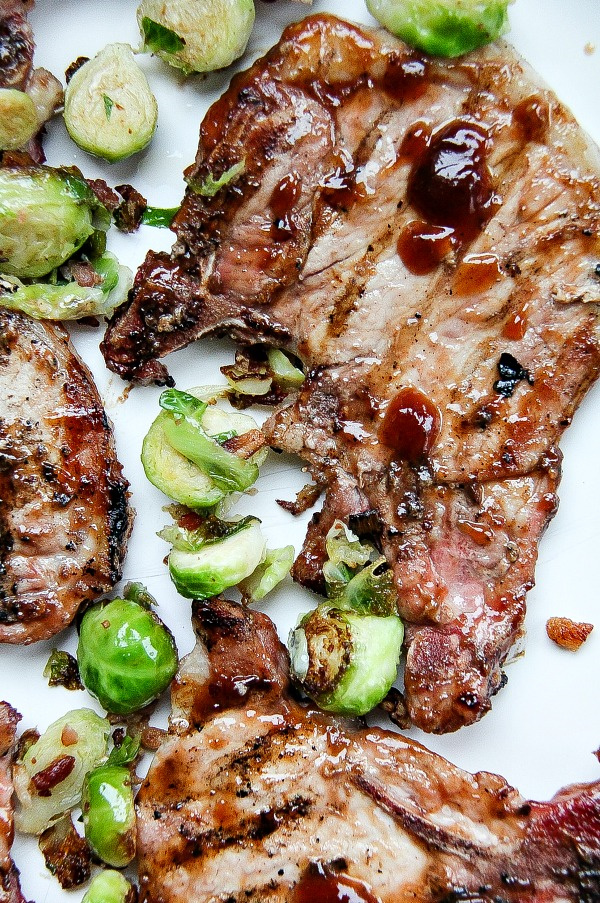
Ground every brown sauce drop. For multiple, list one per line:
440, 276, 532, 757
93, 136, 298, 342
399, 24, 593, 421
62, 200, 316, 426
321, 151, 367, 209
383, 54, 429, 102
407, 119, 499, 241
514, 95, 551, 144
270, 171, 302, 240
454, 253, 502, 296
398, 121, 430, 164
457, 518, 494, 546
397, 221, 454, 274
503, 300, 530, 341
294, 862, 380, 903
307, 75, 373, 110
379, 387, 441, 463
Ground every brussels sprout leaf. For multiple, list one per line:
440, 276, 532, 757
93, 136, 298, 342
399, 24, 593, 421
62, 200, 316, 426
141, 17, 185, 54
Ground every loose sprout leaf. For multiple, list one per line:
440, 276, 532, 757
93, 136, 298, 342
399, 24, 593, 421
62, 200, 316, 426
239, 545, 295, 602
43, 650, 83, 691
141, 205, 179, 228
162, 415, 260, 492
159, 387, 208, 424
103, 93, 114, 120
106, 735, 140, 768
192, 159, 246, 198
141, 16, 185, 54
266, 348, 305, 389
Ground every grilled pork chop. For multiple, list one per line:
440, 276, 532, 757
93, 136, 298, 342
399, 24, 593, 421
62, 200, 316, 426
102, 15, 600, 732
0, 703, 26, 903
0, 309, 133, 643
137, 598, 600, 903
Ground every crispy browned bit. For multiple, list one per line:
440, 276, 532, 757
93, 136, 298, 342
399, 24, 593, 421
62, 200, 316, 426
277, 480, 323, 516
113, 183, 148, 233
379, 686, 412, 730
222, 428, 266, 459
64, 55, 89, 83
546, 617, 594, 651
39, 814, 92, 888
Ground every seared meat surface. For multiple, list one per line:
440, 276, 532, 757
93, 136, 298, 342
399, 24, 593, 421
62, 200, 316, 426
102, 16, 600, 731
0, 309, 133, 643
0, 702, 27, 903
137, 599, 600, 903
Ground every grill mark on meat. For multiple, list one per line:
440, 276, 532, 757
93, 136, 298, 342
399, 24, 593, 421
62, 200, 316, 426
137, 600, 600, 903
103, 16, 600, 731
0, 310, 133, 643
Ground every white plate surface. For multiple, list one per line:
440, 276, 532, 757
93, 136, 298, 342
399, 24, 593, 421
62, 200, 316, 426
5, 1, 600, 898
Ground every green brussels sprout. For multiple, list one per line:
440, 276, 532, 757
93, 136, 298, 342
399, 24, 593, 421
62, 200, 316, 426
0, 89, 39, 150
0, 166, 101, 279
142, 387, 266, 509
77, 588, 178, 715
13, 709, 110, 835
266, 348, 305, 390
289, 606, 404, 717
64, 43, 158, 162
0, 251, 132, 320
82, 870, 134, 903
366, 0, 513, 57
82, 764, 136, 868
163, 516, 267, 599
138, 0, 255, 74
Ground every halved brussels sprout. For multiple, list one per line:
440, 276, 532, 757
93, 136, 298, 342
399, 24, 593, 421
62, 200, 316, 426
64, 43, 158, 162
165, 516, 267, 599
77, 588, 178, 715
0, 252, 132, 320
0, 166, 101, 279
14, 709, 110, 835
0, 88, 39, 150
142, 388, 266, 508
289, 606, 404, 717
82, 764, 136, 868
366, 0, 513, 57
137, 0, 256, 74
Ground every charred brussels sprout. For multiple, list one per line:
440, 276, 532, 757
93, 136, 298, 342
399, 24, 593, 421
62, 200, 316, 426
0, 166, 101, 279
138, 0, 255, 74
64, 43, 158, 162
366, 0, 512, 57
141, 388, 266, 508
13, 709, 110, 835
82, 764, 136, 868
289, 606, 404, 717
77, 586, 178, 715
163, 516, 267, 599
82, 871, 134, 903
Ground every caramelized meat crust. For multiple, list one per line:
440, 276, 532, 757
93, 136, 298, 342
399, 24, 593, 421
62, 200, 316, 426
102, 15, 600, 731
136, 601, 600, 903
0, 310, 133, 643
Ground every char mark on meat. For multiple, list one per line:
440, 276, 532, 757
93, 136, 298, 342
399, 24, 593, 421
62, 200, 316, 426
102, 15, 600, 732
0, 702, 28, 903
0, 309, 133, 644
136, 601, 600, 903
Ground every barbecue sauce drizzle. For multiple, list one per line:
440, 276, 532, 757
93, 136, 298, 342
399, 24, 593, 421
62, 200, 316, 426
379, 387, 441, 463
294, 861, 380, 903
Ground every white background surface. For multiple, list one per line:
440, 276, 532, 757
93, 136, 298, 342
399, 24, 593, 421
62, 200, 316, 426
4, 1, 600, 899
